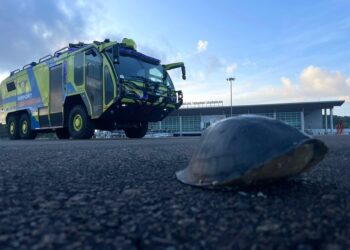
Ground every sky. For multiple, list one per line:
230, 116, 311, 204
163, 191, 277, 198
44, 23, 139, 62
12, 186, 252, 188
0, 0, 350, 115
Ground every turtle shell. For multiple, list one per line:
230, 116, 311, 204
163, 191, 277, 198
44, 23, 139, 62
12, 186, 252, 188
176, 115, 328, 187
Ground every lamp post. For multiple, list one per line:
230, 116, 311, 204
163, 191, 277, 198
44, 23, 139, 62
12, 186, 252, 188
226, 77, 235, 117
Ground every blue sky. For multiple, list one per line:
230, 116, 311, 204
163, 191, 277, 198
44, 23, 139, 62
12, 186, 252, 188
1, 0, 350, 114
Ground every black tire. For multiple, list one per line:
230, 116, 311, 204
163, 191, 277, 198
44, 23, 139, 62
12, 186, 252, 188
124, 122, 148, 139
56, 128, 70, 139
19, 113, 37, 139
7, 115, 20, 140
68, 105, 94, 139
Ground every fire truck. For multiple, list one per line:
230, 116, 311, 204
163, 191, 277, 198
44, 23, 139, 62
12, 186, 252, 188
0, 38, 185, 139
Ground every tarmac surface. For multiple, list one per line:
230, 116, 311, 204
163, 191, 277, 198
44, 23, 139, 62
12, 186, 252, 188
0, 136, 349, 250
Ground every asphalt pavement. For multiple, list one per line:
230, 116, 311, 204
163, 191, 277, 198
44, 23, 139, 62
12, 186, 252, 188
0, 136, 349, 250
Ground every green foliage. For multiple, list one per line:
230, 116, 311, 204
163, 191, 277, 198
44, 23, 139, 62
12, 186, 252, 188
323, 115, 350, 128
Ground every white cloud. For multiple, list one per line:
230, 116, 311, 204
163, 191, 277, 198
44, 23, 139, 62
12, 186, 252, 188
233, 66, 350, 105
280, 76, 295, 92
300, 65, 350, 95
197, 40, 208, 53
226, 63, 237, 75
0, 1, 97, 70
198, 71, 206, 81
0, 72, 8, 83
181, 65, 350, 112
242, 59, 257, 67
32, 23, 53, 40
165, 52, 184, 64
58, 0, 74, 20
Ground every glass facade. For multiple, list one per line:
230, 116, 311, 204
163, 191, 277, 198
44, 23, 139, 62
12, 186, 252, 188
149, 116, 180, 133
276, 112, 301, 130
163, 116, 180, 132
148, 121, 161, 131
182, 116, 201, 132
150, 111, 302, 134
149, 116, 200, 133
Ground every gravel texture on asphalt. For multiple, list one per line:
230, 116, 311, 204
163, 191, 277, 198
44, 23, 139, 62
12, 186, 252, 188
0, 136, 349, 250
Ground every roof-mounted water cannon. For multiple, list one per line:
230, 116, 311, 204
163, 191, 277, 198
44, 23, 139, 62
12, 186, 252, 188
107, 37, 136, 65
121, 38, 137, 50
164, 62, 186, 80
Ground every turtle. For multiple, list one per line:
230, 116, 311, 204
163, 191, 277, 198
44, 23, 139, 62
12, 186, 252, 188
176, 115, 328, 187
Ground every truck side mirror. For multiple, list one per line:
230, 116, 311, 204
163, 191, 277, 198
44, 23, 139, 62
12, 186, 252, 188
113, 44, 120, 64
163, 62, 186, 80
181, 65, 186, 80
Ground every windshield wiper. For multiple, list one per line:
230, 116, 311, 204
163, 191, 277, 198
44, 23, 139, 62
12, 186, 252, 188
124, 75, 162, 85
125, 75, 148, 82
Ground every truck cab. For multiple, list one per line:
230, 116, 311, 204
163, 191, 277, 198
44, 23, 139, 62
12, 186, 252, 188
97, 38, 185, 137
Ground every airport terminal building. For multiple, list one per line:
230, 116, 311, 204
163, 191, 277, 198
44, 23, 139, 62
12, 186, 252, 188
0, 100, 345, 138
149, 100, 345, 135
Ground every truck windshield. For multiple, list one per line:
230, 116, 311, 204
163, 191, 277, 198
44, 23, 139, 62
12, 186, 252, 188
117, 56, 164, 84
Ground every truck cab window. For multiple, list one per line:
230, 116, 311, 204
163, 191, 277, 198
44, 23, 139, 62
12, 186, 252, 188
74, 54, 84, 86
104, 66, 114, 105
86, 51, 102, 81
6, 82, 16, 92
85, 49, 103, 116
164, 73, 174, 88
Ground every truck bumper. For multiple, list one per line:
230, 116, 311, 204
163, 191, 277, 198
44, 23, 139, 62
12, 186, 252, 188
96, 91, 183, 130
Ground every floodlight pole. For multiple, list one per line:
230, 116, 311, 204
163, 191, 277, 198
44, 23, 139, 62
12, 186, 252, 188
226, 77, 235, 117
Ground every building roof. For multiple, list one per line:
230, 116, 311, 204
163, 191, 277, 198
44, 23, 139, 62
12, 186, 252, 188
170, 100, 345, 116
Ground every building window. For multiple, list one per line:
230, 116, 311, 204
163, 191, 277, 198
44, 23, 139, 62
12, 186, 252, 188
104, 66, 114, 105
74, 53, 84, 86
162, 116, 180, 132
150, 116, 180, 132
149, 122, 161, 131
86, 50, 102, 81
182, 116, 201, 132
276, 111, 301, 130
6, 82, 16, 92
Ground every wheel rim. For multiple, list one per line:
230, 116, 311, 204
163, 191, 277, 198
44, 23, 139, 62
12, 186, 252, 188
22, 120, 28, 134
9, 122, 15, 135
73, 114, 83, 132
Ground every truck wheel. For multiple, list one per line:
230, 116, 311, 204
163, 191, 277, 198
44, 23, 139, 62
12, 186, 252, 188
124, 122, 148, 139
7, 115, 20, 140
56, 128, 70, 139
68, 105, 94, 139
19, 113, 37, 139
